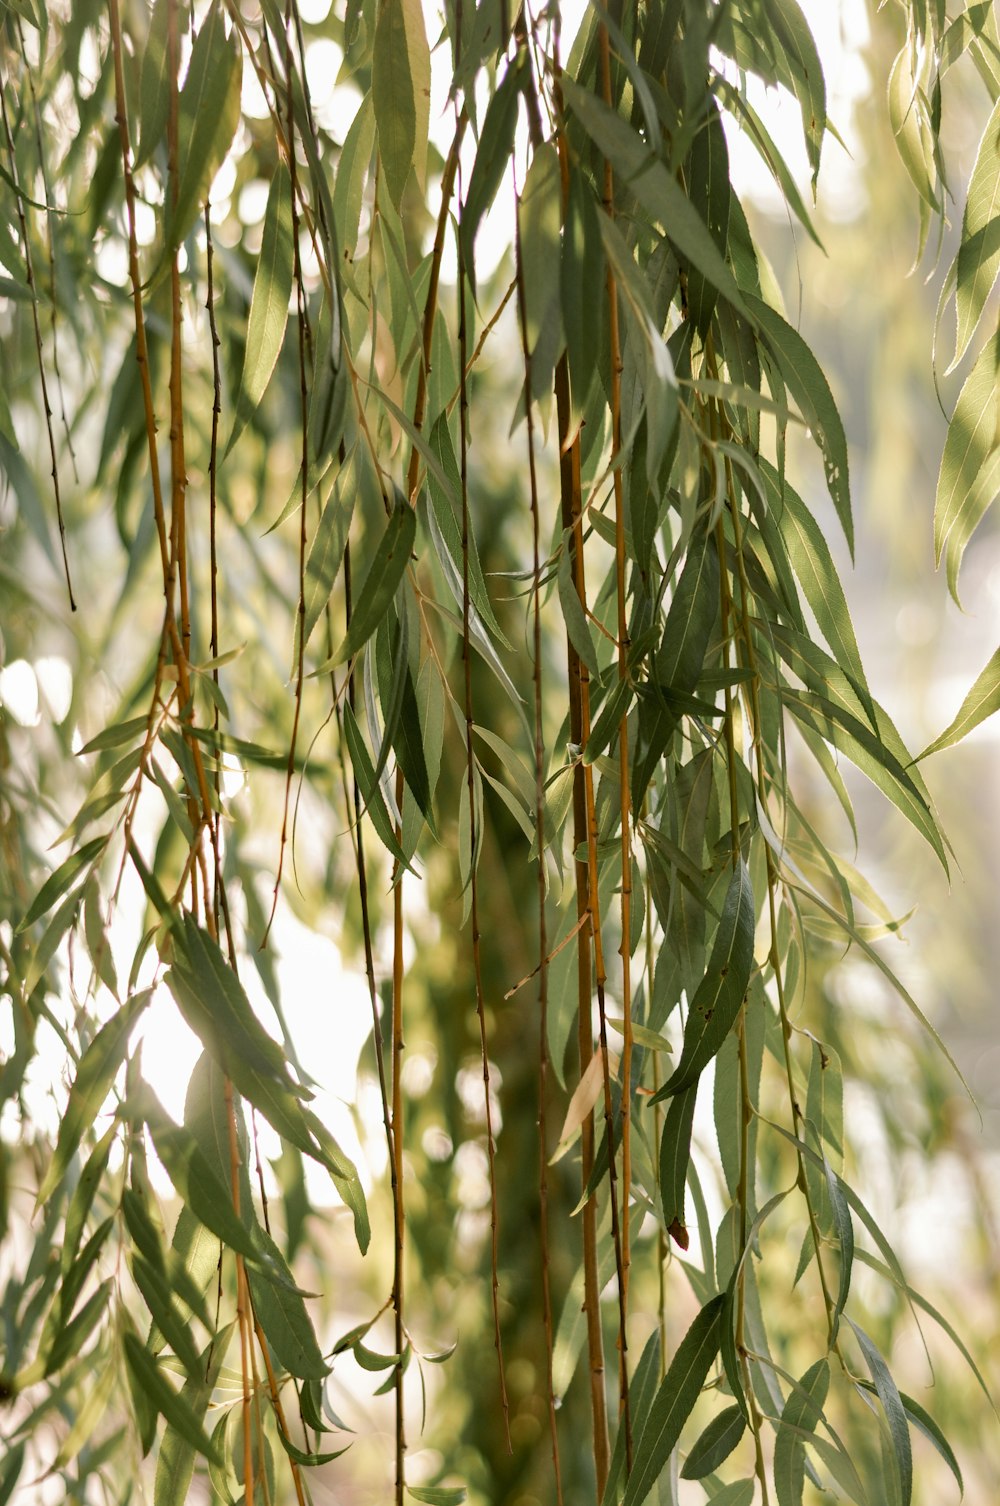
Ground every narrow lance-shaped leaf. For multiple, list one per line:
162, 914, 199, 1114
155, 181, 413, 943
857, 1383, 964, 1498
226, 162, 294, 456
934, 330, 1000, 602
622, 1295, 725, 1506
766, 459, 874, 725
123, 1332, 223, 1468
317, 498, 416, 668
136, 0, 170, 167
561, 77, 751, 321
372, 0, 430, 209
461, 57, 524, 295
652, 860, 755, 1100
846, 1318, 912, 1506
166, 2, 241, 252
952, 96, 1000, 368
658, 1081, 697, 1248
745, 293, 853, 555
18, 835, 106, 931
680, 1404, 747, 1479
36, 990, 150, 1206
919, 642, 1000, 757
773, 1358, 830, 1506
301, 458, 357, 648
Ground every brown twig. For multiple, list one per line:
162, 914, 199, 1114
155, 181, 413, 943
597, 18, 634, 1464
515, 186, 564, 1504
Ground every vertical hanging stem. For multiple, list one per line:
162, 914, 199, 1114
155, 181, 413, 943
391, 772, 407, 1506
0, 76, 75, 609
515, 204, 564, 1503
551, 19, 609, 1480
457, 156, 512, 1453
264, 7, 310, 944
18, 16, 79, 484
597, 20, 634, 1465
714, 494, 769, 1506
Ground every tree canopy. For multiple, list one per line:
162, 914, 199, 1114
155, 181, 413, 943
2, 1, 1000, 1503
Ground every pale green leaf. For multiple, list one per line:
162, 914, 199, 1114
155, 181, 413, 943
372, 0, 430, 208
227, 162, 294, 455
935, 331, 1000, 601
952, 97, 1000, 368
167, 2, 241, 251
846, 1319, 912, 1506
919, 642, 1000, 757
36, 991, 149, 1206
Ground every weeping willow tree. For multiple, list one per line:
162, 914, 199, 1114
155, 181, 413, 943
2, 0, 1000, 1502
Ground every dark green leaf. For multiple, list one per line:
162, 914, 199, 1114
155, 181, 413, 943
622, 1295, 725, 1506
953, 96, 1000, 368
658, 1080, 697, 1247
680, 1403, 747, 1478
461, 58, 524, 292
653, 860, 755, 1100
562, 80, 750, 321
123, 1332, 223, 1467
857, 1384, 963, 1497
745, 294, 852, 554
248, 1225, 329, 1381
302, 457, 357, 648
167, 2, 241, 251
136, 0, 170, 167
324, 499, 416, 667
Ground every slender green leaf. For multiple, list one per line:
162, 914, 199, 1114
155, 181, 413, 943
247, 1225, 329, 1381
462, 58, 524, 292
322, 499, 416, 668
19, 836, 105, 932
658, 1080, 697, 1247
406, 1489, 467, 1505
167, 2, 241, 251
622, 1295, 725, 1506
123, 1332, 223, 1467
227, 163, 294, 455
773, 1357, 829, 1506
302, 457, 356, 648
653, 861, 755, 1100
562, 78, 750, 320
920, 642, 1000, 757
953, 98, 1000, 367
745, 294, 852, 553
846, 1318, 912, 1506
372, 0, 430, 208
136, 0, 170, 167
680, 1403, 747, 1479
935, 331, 1000, 600
36, 991, 149, 1206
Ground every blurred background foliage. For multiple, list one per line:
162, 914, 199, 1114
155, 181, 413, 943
1, 1, 1000, 1504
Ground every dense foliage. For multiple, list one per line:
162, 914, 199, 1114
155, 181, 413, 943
2, 0, 1000, 1503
